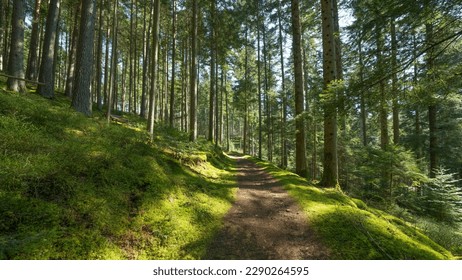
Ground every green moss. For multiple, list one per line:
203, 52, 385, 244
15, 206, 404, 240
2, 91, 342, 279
252, 159, 454, 260
0, 90, 237, 259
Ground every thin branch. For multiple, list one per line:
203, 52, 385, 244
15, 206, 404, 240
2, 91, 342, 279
0, 72, 46, 85
361, 29, 462, 89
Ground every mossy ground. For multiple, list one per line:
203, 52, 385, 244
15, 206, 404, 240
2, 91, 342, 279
1, 80, 458, 260
0, 86, 237, 259
252, 159, 455, 260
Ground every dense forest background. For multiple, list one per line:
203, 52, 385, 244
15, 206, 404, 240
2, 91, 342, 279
1, 0, 462, 257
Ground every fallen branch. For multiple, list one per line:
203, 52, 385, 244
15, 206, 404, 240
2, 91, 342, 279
110, 114, 129, 124
0, 72, 46, 85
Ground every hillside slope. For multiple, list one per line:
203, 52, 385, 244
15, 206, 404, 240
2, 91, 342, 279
254, 160, 455, 259
0, 90, 236, 259
0, 88, 456, 260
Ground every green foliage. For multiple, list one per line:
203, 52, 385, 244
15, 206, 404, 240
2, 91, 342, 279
419, 168, 462, 224
0, 90, 236, 259
350, 145, 428, 204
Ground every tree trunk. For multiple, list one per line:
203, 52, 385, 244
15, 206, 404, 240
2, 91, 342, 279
358, 34, 367, 146
243, 28, 249, 154
37, 0, 60, 99
107, 0, 118, 122
320, 0, 338, 188
140, 1, 152, 119
291, 0, 307, 177
189, 0, 198, 141
257, 3, 263, 159
391, 19, 399, 144
25, 0, 42, 81
278, 0, 288, 168
7, 0, 26, 93
0, 0, 4, 71
426, 23, 437, 178
71, 0, 96, 116
1, 0, 10, 71
208, 0, 216, 142
95, 0, 104, 110
148, 0, 160, 138
65, 2, 81, 98
377, 28, 388, 150
169, 0, 177, 127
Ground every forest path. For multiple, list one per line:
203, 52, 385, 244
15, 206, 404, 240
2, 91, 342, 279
204, 156, 330, 260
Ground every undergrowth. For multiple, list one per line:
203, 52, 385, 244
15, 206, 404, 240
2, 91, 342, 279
252, 159, 455, 260
0, 89, 236, 259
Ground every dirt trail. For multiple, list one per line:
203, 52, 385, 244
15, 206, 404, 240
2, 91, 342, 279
204, 156, 330, 260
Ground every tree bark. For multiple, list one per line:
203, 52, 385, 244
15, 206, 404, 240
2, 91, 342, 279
291, 0, 307, 177
95, 0, 104, 110
148, 0, 160, 138
320, 0, 338, 188
377, 27, 389, 150
257, 2, 263, 159
391, 19, 400, 144
107, 0, 118, 122
169, 0, 177, 127
25, 0, 42, 81
7, 0, 26, 93
37, 0, 60, 99
71, 0, 96, 116
64, 2, 81, 98
208, 0, 216, 142
277, 0, 288, 168
189, 0, 198, 141
426, 23, 437, 178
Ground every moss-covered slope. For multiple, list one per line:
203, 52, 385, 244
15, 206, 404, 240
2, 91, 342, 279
0, 90, 236, 259
254, 160, 455, 260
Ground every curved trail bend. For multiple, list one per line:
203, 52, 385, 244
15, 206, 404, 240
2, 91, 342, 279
205, 156, 329, 260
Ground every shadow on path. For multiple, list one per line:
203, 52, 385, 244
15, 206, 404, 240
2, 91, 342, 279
204, 157, 330, 260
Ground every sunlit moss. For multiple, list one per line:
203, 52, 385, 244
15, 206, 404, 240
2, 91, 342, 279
252, 159, 454, 260
0, 90, 237, 259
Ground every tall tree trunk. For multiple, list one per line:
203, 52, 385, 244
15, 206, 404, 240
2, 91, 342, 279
37, 0, 60, 99
169, 0, 177, 127
358, 34, 367, 146
426, 23, 437, 178
65, 2, 81, 98
320, 0, 338, 188
148, 0, 160, 138
107, 0, 118, 122
278, 0, 288, 168
243, 27, 249, 154
225, 69, 230, 151
391, 19, 399, 144
95, 0, 104, 110
103, 24, 110, 107
208, 0, 216, 142
377, 27, 388, 150
189, 0, 198, 141
71, 0, 96, 116
25, 0, 42, 81
1, 0, 10, 71
257, 3, 263, 159
129, 0, 134, 113
291, 0, 307, 177
140, 1, 152, 119
7, 0, 26, 93
0, 0, 4, 71
263, 22, 272, 162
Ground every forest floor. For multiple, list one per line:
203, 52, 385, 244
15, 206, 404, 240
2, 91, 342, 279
204, 155, 330, 260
